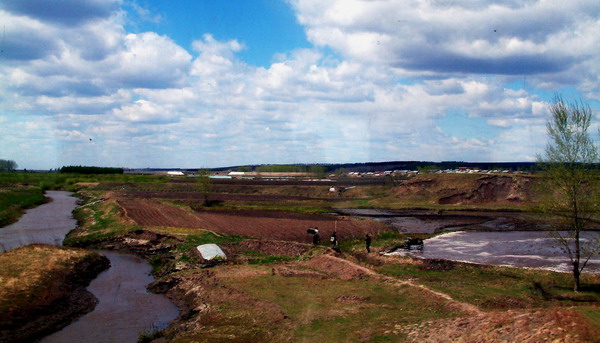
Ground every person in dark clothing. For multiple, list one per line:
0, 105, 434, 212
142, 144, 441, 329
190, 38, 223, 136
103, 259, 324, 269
365, 234, 372, 253
313, 229, 320, 245
330, 230, 338, 246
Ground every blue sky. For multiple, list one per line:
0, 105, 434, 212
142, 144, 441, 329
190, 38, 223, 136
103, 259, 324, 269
125, 0, 311, 67
1, 0, 599, 169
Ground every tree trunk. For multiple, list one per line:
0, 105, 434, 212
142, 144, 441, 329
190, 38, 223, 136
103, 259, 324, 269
574, 229, 581, 292
573, 265, 580, 292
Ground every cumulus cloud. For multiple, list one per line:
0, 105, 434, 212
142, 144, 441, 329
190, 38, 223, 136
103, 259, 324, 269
1, 0, 597, 169
289, 0, 600, 79
0, 0, 121, 26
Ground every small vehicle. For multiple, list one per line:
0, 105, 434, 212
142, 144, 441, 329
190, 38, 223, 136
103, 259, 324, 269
398, 237, 424, 250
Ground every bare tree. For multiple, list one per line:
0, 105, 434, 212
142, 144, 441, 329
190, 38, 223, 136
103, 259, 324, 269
538, 94, 600, 291
196, 169, 212, 206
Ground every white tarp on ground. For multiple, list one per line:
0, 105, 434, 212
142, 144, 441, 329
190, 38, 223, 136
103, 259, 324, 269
196, 244, 227, 260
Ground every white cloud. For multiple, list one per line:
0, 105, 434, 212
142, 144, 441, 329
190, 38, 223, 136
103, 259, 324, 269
2, 0, 597, 169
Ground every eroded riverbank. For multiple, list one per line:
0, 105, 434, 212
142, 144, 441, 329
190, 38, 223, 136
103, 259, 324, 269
0, 191, 179, 342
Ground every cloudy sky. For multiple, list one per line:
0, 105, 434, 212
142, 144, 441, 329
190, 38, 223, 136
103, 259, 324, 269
1, 0, 599, 169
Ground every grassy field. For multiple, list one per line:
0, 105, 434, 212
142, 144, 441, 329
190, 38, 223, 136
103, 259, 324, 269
205, 266, 462, 342
376, 257, 600, 310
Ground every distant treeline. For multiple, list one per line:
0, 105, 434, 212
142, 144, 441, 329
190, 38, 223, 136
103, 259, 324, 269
214, 161, 541, 174
0, 159, 18, 172
60, 166, 124, 174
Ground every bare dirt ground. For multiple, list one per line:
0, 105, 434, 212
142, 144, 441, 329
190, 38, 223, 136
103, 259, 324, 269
394, 174, 534, 206
117, 198, 388, 242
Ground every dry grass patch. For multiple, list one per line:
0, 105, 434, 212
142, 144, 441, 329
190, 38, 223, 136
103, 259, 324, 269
0, 244, 109, 341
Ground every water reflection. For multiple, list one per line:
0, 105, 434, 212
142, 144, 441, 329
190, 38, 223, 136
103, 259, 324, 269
42, 250, 179, 343
390, 231, 600, 273
0, 191, 78, 252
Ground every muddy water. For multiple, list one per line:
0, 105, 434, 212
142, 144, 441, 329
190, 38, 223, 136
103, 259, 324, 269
0, 190, 78, 252
338, 208, 502, 234
393, 231, 600, 273
341, 209, 600, 273
0, 191, 179, 342
42, 250, 179, 343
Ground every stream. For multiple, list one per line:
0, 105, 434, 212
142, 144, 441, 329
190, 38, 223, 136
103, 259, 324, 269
0, 191, 179, 342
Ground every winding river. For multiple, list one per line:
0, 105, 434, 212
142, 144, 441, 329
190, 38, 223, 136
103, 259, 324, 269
0, 191, 179, 342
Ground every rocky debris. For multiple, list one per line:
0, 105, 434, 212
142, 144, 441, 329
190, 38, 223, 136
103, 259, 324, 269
91, 229, 182, 259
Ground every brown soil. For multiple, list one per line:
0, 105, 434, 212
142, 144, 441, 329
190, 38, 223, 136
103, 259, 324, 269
234, 239, 310, 257
400, 308, 599, 342
117, 199, 388, 242
0, 245, 110, 343
305, 254, 377, 281
396, 174, 534, 206
116, 190, 318, 202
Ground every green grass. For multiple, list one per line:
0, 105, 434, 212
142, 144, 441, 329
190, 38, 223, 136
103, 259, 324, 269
176, 231, 246, 252
239, 251, 298, 265
376, 259, 600, 310
222, 268, 463, 342
577, 307, 600, 331
338, 230, 432, 254
0, 187, 47, 227
64, 200, 139, 245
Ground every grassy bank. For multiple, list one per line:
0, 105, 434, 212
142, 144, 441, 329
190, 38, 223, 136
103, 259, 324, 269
167, 264, 464, 342
0, 187, 48, 227
0, 245, 109, 342
375, 257, 600, 310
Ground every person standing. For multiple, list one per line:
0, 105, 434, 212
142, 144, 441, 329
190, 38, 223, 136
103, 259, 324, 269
365, 234, 372, 253
330, 230, 338, 246
313, 228, 320, 245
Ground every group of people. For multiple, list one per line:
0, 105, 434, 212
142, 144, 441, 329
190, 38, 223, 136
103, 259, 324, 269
310, 227, 372, 253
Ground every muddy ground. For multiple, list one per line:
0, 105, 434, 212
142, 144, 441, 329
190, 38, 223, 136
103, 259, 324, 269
117, 198, 389, 242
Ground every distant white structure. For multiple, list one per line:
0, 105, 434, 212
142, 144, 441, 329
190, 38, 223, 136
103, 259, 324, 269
167, 171, 185, 176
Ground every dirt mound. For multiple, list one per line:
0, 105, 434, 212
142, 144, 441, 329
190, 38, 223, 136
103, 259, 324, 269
400, 308, 598, 342
117, 199, 388, 242
305, 255, 376, 280
396, 174, 533, 206
235, 239, 310, 257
